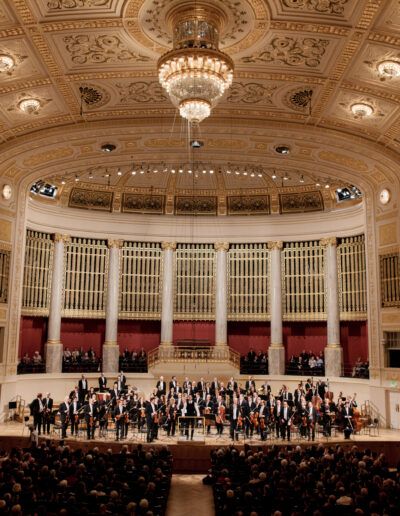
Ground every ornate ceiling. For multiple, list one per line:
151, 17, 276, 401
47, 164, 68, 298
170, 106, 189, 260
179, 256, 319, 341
0, 0, 399, 215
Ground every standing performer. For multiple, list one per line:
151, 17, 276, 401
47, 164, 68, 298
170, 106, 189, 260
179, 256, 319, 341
215, 396, 225, 436
113, 398, 127, 441
69, 396, 81, 437
84, 397, 97, 440
307, 401, 317, 441
42, 393, 53, 435
98, 373, 107, 392
58, 396, 70, 439
185, 394, 197, 440
280, 400, 292, 441
258, 399, 268, 441
145, 397, 157, 443
30, 393, 44, 435
229, 397, 240, 440
78, 375, 88, 403
166, 398, 178, 437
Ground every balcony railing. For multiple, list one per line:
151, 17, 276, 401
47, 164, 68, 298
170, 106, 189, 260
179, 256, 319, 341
148, 344, 240, 369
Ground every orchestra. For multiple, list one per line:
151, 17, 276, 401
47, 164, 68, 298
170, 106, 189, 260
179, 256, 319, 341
30, 374, 365, 443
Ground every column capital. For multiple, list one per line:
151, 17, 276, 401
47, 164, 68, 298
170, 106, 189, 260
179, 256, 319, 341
53, 233, 70, 244
320, 236, 337, 247
214, 241, 229, 252
108, 239, 123, 249
268, 241, 283, 251
161, 241, 176, 251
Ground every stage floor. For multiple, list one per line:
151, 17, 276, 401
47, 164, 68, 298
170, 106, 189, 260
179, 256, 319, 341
0, 422, 399, 472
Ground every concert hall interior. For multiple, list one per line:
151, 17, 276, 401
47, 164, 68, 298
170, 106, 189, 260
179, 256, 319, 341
0, 0, 399, 514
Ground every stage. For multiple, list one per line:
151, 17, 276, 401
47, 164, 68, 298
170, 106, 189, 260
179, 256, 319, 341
0, 421, 399, 472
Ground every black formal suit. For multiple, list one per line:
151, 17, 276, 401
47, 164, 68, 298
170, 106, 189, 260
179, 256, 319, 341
43, 397, 53, 434
307, 406, 318, 441
145, 401, 157, 442
98, 375, 107, 392
279, 406, 292, 441
113, 404, 127, 440
58, 401, 70, 438
156, 380, 166, 397
197, 381, 206, 394
117, 375, 126, 391
245, 380, 256, 392
69, 399, 81, 436
84, 403, 98, 439
169, 380, 178, 391
78, 379, 88, 403
30, 397, 44, 435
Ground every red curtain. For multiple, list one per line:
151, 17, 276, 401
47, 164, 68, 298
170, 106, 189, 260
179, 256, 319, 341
19, 316, 48, 358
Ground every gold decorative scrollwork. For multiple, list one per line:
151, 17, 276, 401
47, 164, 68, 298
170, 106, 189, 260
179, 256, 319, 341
268, 241, 283, 251
108, 239, 123, 249
214, 242, 229, 252
320, 236, 337, 247
161, 242, 176, 251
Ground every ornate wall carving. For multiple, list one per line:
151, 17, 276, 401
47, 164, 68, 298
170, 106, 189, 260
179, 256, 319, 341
175, 196, 218, 216
227, 195, 271, 215
116, 81, 166, 104
281, 0, 350, 16
47, 1, 112, 9
241, 37, 329, 67
69, 187, 113, 211
279, 191, 324, 214
226, 83, 276, 105
122, 193, 165, 214
63, 34, 150, 65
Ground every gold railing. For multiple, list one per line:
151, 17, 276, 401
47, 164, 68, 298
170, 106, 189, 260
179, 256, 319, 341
148, 345, 240, 368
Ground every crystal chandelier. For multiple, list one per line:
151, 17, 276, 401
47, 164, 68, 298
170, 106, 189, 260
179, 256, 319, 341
157, 3, 234, 124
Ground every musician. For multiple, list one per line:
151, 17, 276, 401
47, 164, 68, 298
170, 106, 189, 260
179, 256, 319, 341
182, 377, 191, 392
145, 397, 157, 443
78, 374, 88, 403
274, 399, 282, 438
294, 383, 305, 407
306, 401, 317, 441
204, 394, 214, 434
169, 376, 178, 391
280, 385, 293, 405
194, 392, 205, 413
238, 395, 250, 438
117, 371, 127, 392
185, 394, 197, 440
58, 396, 71, 439
210, 377, 219, 397
226, 377, 237, 398
166, 398, 178, 437
97, 399, 108, 438
113, 399, 127, 441
258, 399, 268, 441
110, 382, 120, 404
218, 382, 227, 401
341, 401, 354, 439
215, 395, 225, 436
245, 376, 256, 393
197, 377, 206, 396
69, 396, 81, 436
98, 373, 107, 392
280, 400, 292, 441
30, 393, 44, 435
321, 399, 332, 437
229, 397, 240, 440
43, 392, 53, 435
69, 386, 80, 403
136, 396, 146, 433
156, 376, 166, 397
85, 387, 96, 402
84, 397, 97, 440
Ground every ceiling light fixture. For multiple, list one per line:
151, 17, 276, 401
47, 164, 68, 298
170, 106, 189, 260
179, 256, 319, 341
0, 54, 15, 74
351, 103, 374, 118
377, 60, 400, 78
18, 98, 41, 114
157, 2, 234, 124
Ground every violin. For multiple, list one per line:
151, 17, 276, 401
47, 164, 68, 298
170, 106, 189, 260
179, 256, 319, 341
259, 416, 266, 431
237, 413, 243, 429
216, 405, 226, 424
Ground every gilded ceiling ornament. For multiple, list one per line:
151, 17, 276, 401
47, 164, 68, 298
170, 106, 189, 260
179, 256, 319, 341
241, 37, 329, 67
284, 87, 313, 112
63, 34, 150, 65
282, 0, 350, 16
79, 84, 110, 109
226, 82, 276, 104
48, 0, 111, 9
116, 81, 167, 104
227, 195, 271, 214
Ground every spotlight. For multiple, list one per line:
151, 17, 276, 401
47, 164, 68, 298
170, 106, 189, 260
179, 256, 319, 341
190, 140, 204, 149
275, 145, 290, 155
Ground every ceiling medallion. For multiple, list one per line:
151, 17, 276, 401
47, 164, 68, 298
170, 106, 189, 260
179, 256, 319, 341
377, 60, 400, 79
18, 98, 41, 114
350, 103, 373, 118
157, 2, 234, 124
0, 54, 15, 74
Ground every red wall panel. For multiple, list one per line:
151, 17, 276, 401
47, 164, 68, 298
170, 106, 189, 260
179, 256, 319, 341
173, 321, 215, 343
60, 318, 105, 357
283, 322, 327, 359
340, 321, 368, 365
227, 321, 270, 354
19, 316, 48, 358
118, 320, 161, 352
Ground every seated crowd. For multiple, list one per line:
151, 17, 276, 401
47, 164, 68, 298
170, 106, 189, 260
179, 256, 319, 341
286, 351, 325, 376
119, 348, 148, 373
240, 349, 268, 375
352, 358, 370, 379
0, 442, 172, 515
208, 444, 400, 516
62, 347, 101, 373
17, 351, 45, 374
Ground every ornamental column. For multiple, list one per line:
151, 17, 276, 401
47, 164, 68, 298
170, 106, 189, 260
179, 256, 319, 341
321, 237, 343, 377
103, 239, 123, 373
214, 242, 229, 347
268, 241, 285, 375
160, 242, 176, 347
45, 233, 70, 373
